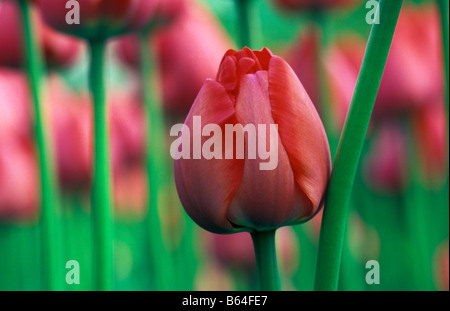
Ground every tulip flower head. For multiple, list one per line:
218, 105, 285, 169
37, 0, 157, 39
174, 47, 331, 234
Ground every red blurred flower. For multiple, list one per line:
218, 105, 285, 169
174, 47, 331, 234
117, 1, 233, 116
37, 0, 157, 39
363, 121, 409, 193
0, 0, 82, 68
0, 135, 39, 220
433, 240, 449, 291
272, 0, 358, 11
412, 102, 447, 186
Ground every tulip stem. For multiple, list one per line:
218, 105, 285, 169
235, 0, 253, 48
139, 30, 175, 291
251, 229, 280, 291
313, 0, 403, 291
88, 38, 113, 291
18, 0, 61, 291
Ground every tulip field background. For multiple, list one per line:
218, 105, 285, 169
0, 0, 448, 291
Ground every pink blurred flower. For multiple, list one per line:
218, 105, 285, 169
376, 4, 443, 117
0, 69, 31, 138
37, 0, 157, 39
325, 4, 443, 125
363, 121, 409, 193
117, 1, 233, 116
0, 135, 39, 220
0, 0, 83, 68
47, 77, 145, 191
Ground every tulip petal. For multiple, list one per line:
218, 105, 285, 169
268, 56, 330, 215
227, 71, 312, 230
174, 79, 244, 234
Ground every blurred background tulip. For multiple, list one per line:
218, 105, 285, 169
116, 0, 234, 118
36, 0, 158, 39
0, 0, 83, 68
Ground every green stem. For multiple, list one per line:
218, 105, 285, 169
235, 0, 252, 48
18, 0, 61, 291
251, 229, 280, 291
313, 0, 403, 291
139, 31, 174, 291
89, 39, 113, 291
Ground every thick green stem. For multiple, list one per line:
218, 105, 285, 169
139, 31, 175, 291
18, 0, 61, 291
251, 229, 280, 291
89, 39, 113, 291
235, 0, 252, 48
313, 0, 403, 291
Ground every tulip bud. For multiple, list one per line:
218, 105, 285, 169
37, 0, 157, 39
174, 47, 331, 234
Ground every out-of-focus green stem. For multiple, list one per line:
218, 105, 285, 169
251, 229, 280, 291
18, 0, 61, 291
88, 39, 113, 291
313, 0, 403, 291
139, 30, 174, 291
235, 0, 252, 48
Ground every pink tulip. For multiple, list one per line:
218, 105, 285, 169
174, 47, 331, 234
